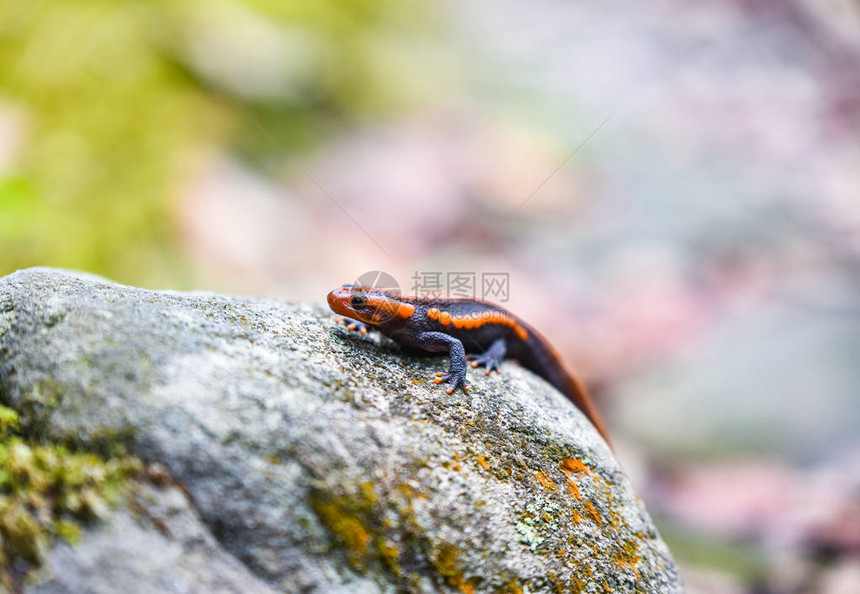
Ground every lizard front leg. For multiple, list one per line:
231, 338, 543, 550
334, 317, 373, 335
416, 331, 469, 394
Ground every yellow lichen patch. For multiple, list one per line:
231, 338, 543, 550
603, 489, 623, 530
534, 471, 557, 492
474, 455, 490, 470
312, 499, 370, 564
614, 539, 641, 578
433, 542, 476, 593
452, 453, 462, 472
435, 541, 459, 576
441, 457, 462, 472
308, 481, 379, 568
359, 480, 378, 505
394, 482, 428, 501
376, 538, 402, 577
570, 563, 595, 594
310, 478, 491, 590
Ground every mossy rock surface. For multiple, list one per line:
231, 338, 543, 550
0, 268, 682, 593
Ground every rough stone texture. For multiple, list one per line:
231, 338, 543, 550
0, 268, 682, 593
30, 484, 275, 594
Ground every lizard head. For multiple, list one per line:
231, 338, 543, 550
327, 284, 415, 326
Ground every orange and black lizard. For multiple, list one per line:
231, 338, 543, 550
328, 284, 611, 445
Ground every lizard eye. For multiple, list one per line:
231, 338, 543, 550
350, 296, 367, 307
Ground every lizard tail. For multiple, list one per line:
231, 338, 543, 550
519, 336, 613, 448
561, 371, 613, 449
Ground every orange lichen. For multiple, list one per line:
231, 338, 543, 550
534, 471, 557, 492
565, 476, 581, 499
585, 501, 602, 524
561, 458, 591, 476
475, 455, 490, 470
561, 458, 589, 499
614, 540, 641, 578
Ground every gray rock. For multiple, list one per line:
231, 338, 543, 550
0, 268, 681, 593
30, 484, 276, 594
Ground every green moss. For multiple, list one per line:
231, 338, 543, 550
0, 405, 142, 588
0, 409, 17, 433
17, 379, 63, 435
75, 425, 140, 460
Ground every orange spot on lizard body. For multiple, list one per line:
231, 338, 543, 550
396, 302, 415, 318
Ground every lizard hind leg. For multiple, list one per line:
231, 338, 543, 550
467, 337, 506, 375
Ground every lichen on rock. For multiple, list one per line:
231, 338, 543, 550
0, 268, 682, 593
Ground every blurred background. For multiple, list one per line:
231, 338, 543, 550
1, 0, 859, 591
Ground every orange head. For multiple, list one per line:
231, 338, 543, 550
327, 284, 415, 326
